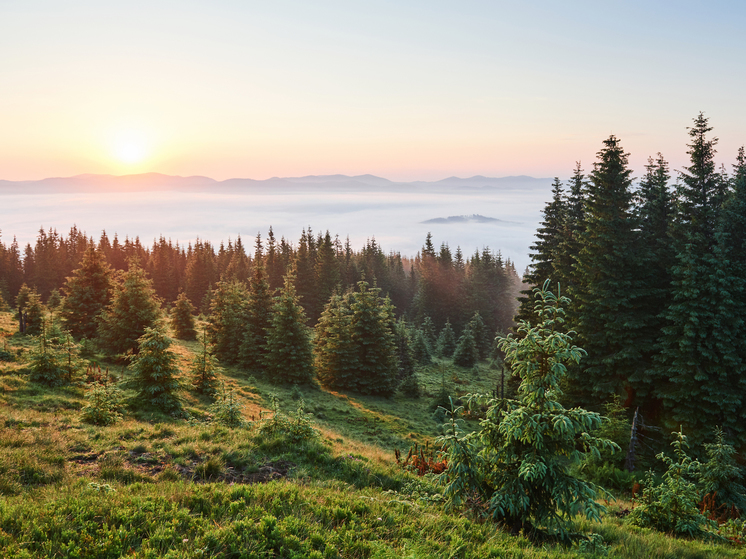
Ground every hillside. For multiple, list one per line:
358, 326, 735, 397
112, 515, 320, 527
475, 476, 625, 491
0, 311, 741, 558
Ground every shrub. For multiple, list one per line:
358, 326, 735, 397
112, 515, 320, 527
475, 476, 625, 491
81, 381, 125, 425
627, 429, 715, 539
28, 324, 81, 386
209, 387, 246, 428
258, 398, 317, 444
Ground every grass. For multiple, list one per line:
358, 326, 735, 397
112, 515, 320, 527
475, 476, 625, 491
0, 310, 743, 558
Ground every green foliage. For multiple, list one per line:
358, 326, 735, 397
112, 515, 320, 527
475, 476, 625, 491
315, 280, 398, 395
60, 246, 114, 339
125, 326, 182, 413
46, 288, 62, 309
399, 372, 421, 398
14, 283, 32, 313
81, 381, 125, 425
627, 430, 715, 539
23, 291, 45, 336
265, 275, 315, 384
98, 261, 162, 356
239, 235, 274, 372
394, 317, 415, 383
190, 329, 221, 396
28, 323, 81, 386
411, 329, 433, 365
420, 316, 437, 350
258, 397, 317, 444
209, 386, 246, 428
437, 320, 456, 358
698, 427, 746, 511
207, 279, 248, 365
452, 325, 478, 368
170, 291, 197, 340
467, 311, 491, 360
439, 282, 617, 542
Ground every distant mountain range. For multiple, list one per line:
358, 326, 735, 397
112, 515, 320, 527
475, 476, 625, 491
0, 173, 551, 194
421, 214, 522, 225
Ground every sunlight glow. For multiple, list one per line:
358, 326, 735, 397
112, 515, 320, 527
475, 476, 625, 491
112, 130, 150, 165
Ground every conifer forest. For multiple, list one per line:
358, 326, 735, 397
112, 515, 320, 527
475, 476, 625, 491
1, 114, 746, 557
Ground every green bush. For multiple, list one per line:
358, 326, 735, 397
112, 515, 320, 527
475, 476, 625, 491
81, 381, 125, 425
258, 398, 317, 444
627, 429, 716, 539
28, 325, 81, 386
209, 387, 246, 428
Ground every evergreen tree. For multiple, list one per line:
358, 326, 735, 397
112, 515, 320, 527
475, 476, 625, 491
207, 280, 249, 366
453, 325, 478, 368
440, 282, 616, 542
571, 135, 646, 402
655, 114, 743, 444
24, 291, 45, 336
394, 317, 415, 383
47, 288, 62, 309
190, 329, 221, 396
517, 178, 566, 325
315, 280, 398, 395
171, 291, 197, 340
467, 311, 491, 360
437, 320, 457, 358
60, 247, 114, 339
555, 163, 588, 301
126, 326, 182, 413
420, 316, 437, 352
265, 275, 315, 384
411, 329, 433, 365
239, 234, 273, 372
98, 260, 162, 356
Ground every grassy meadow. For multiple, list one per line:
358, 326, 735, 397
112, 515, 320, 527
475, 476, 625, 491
0, 310, 742, 558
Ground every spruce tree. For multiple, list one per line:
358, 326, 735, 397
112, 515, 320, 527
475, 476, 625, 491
411, 329, 433, 365
453, 325, 478, 368
440, 282, 616, 542
420, 316, 437, 352
126, 326, 182, 413
655, 114, 743, 444
98, 260, 162, 356
171, 291, 197, 340
239, 234, 274, 373
207, 280, 249, 366
60, 247, 114, 339
571, 135, 646, 402
24, 291, 45, 336
190, 329, 221, 396
437, 320, 457, 358
517, 178, 566, 325
394, 317, 415, 383
467, 311, 491, 360
265, 274, 315, 384
555, 163, 588, 302
315, 293, 358, 389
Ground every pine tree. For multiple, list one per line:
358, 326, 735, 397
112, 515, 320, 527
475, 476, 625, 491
467, 311, 491, 360
207, 280, 249, 366
555, 163, 588, 300
437, 320, 457, 358
265, 275, 315, 384
440, 282, 616, 542
98, 260, 162, 356
126, 326, 182, 413
411, 329, 433, 365
571, 135, 646, 402
239, 234, 273, 373
315, 280, 398, 395
420, 316, 437, 352
394, 317, 415, 383
171, 291, 197, 340
655, 114, 743, 444
453, 325, 478, 368
190, 329, 221, 396
60, 247, 114, 339
24, 291, 45, 336
517, 178, 566, 325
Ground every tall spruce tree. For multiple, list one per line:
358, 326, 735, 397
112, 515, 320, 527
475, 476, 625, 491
208, 280, 249, 366
170, 291, 197, 340
517, 178, 566, 325
239, 234, 274, 373
571, 135, 646, 403
437, 320, 457, 358
655, 115, 743, 444
555, 163, 588, 302
265, 274, 315, 384
126, 326, 182, 413
98, 260, 161, 356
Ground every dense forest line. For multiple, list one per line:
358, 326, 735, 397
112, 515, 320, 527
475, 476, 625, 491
521, 113, 746, 448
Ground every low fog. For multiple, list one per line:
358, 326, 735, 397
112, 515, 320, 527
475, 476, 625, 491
0, 174, 553, 272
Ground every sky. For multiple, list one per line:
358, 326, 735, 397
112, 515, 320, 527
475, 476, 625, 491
0, 0, 746, 180
1, 1, 745, 181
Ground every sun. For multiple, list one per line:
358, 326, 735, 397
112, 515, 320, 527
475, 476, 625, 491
112, 130, 150, 166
